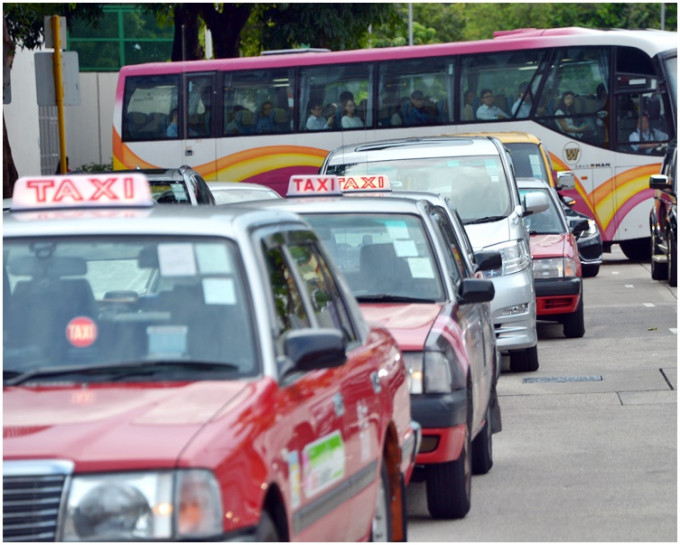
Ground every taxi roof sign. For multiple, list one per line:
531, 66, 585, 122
286, 174, 391, 197
287, 175, 342, 197
11, 173, 154, 211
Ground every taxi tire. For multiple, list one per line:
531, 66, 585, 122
509, 345, 539, 373
651, 232, 668, 280
425, 394, 472, 519
582, 264, 600, 278
255, 511, 280, 542
669, 236, 677, 287
471, 400, 493, 475
563, 298, 585, 338
370, 461, 392, 542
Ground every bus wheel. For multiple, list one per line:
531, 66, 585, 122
620, 238, 651, 261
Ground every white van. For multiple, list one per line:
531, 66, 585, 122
320, 136, 549, 372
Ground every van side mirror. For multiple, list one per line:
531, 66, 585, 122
522, 191, 550, 216
556, 171, 576, 190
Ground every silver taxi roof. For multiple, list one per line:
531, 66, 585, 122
251, 193, 434, 216
3, 203, 307, 240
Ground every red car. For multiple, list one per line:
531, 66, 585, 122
518, 178, 589, 338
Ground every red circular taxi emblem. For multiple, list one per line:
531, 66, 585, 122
66, 316, 98, 348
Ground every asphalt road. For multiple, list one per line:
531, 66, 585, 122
407, 245, 677, 542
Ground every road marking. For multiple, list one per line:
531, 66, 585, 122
625, 284, 634, 288
612, 271, 620, 275
670, 328, 677, 335
643, 303, 655, 307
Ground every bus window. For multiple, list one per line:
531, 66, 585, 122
122, 75, 180, 141
222, 68, 294, 136
616, 92, 670, 155
187, 76, 214, 138
460, 50, 546, 123
298, 64, 373, 131
378, 57, 452, 127
535, 46, 610, 147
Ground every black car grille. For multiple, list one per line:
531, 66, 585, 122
3, 473, 66, 541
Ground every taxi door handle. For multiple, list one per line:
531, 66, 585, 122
371, 372, 382, 394
333, 393, 345, 417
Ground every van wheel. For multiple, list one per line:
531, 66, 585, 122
370, 461, 392, 542
425, 391, 472, 519
509, 345, 539, 372
563, 298, 585, 338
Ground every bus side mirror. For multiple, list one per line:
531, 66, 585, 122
650, 174, 673, 195
556, 171, 576, 190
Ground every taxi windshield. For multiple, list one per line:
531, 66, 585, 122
519, 188, 565, 235
304, 213, 445, 302
327, 155, 512, 223
3, 236, 257, 383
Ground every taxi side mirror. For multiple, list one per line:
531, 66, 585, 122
283, 328, 347, 373
457, 278, 495, 304
474, 251, 502, 272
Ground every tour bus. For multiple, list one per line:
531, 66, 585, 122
113, 27, 677, 260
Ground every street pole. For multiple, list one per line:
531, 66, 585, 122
408, 3, 413, 46
52, 15, 67, 174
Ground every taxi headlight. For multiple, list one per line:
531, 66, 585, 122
403, 351, 466, 394
62, 470, 222, 541
482, 239, 530, 277
532, 257, 579, 279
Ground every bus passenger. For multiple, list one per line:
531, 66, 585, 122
166, 109, 178, 137
306, 101, 334, 130
341, 99, 363, 129
255, 101, 276, 134
629, 113, 668, 154
554, 91, 589, 138
511, 82, 533, 119
463, 89, 476, 121
402, 90, 438, 125
476, 89, 509, 120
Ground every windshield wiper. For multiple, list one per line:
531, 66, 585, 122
4, 360, 240, 386
464, 215, 507, 225
356, 294, 437, 304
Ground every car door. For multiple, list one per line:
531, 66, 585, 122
260, 236, 350, 541
284, 237, 384, 541
428, 206, 492, 429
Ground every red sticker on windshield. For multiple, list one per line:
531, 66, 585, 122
66, 316, 98, 348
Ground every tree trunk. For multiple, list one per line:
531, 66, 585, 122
171, 4, 204, 61
200, 4, 253, 59
3, 18, 17, 196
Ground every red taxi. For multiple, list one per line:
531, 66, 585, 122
3, 174, 419, 542
257, 175, 500, 520
518, 178, 587, 338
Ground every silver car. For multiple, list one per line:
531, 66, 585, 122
320, 136, 549, 372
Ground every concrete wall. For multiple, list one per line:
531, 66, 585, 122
4, 46, 115, 179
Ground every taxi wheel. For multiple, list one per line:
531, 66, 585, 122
255, 511, 280, 542
471, 399, 493, 475
425, 394, 472, 519
563, 298, 585, 338
370, 461, 392, 542
509, 345, 539, 372
669, 236, 677, 287
651, 232, 668, 280
582, 264, 600, 278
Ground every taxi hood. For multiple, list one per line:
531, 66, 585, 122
360, 303, 442, 351
464, 217, 513, 251
3, 380, 255, 470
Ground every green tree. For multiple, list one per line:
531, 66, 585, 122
3, 3, 104, 196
